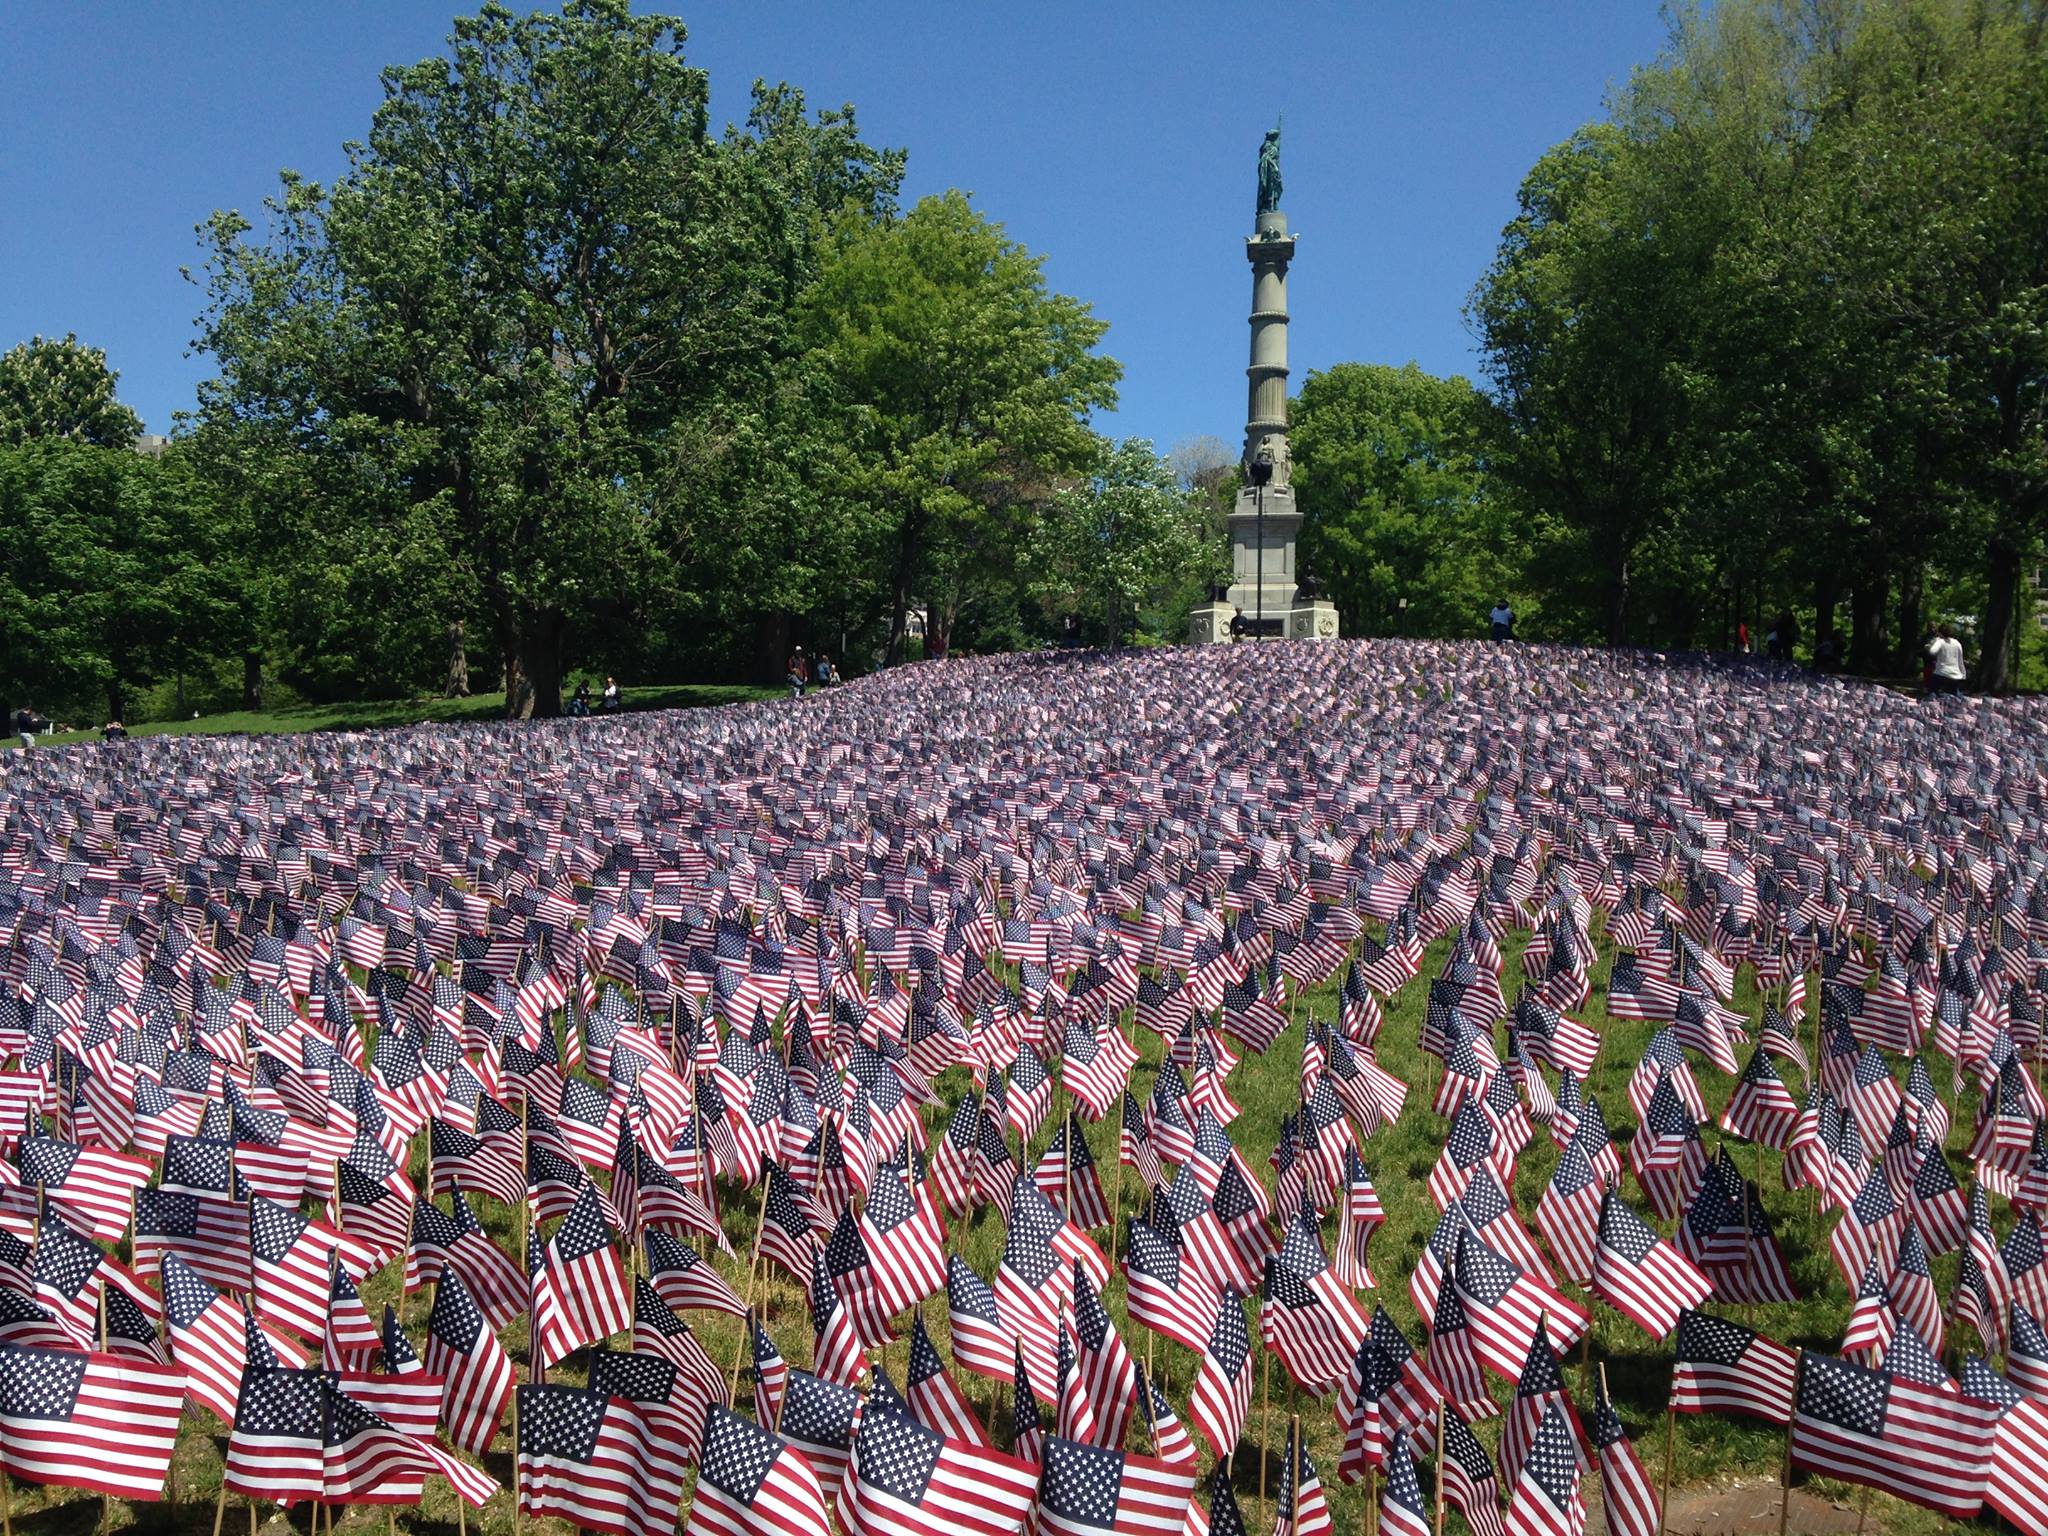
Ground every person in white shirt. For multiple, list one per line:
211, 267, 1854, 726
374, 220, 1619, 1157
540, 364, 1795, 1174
1489, 601, 1514, 641
1926, 624, 1966, 695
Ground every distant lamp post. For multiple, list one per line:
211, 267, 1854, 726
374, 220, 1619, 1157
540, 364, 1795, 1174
1246, 446, 1274, 637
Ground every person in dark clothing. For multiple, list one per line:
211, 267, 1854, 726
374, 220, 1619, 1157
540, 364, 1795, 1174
786, 649, 808, 699
568, 681, 592, 717
13, 704, 41, 748
102, 720, 128, 742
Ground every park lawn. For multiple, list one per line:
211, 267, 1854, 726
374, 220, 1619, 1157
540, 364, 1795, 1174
0, 928, 1951, 1536
2, 683, 781, 750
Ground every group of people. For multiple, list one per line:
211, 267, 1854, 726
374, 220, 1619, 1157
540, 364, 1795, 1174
567, 676, 622, 717
785, 646, 839, 698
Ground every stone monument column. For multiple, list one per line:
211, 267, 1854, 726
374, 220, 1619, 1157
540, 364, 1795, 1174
1190, 125, 1338, 644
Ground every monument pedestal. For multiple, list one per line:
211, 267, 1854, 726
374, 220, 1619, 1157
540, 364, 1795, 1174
1288, 600, 1340, 641
1186, 600, 1236, 646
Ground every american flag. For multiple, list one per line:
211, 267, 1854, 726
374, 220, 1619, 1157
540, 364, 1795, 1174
945, 1255, 1014, 1383
906, 1310, 989, 1447
1036, 1434, 1197, 1536
1033, 1115, 1110, 1232
1063, 1012, 1137, 1122
1454, 1225, 1587, 1378
1887, 1220, 1944, 1356
2011, 1303, 2048, 1401
320, 1262, 383, 1372
1958, 1356, 2048, 1536
1498, 1329, 1584, 1491
839, 1397, 1039, 1536
406, 1192, 528, 1328
1260, 1256, 1354, 1396
643, 1227, 746, 1317
1053, 1320, 1099, 1446
1828, 1164, 1905, 1291
223, 1366, 326, 1503
685, 1404, 832, 1536
810, 1240, 868, 1388
1790, 1349, 1996, 1517
31, 1210, 103, 1344
0, 1343, 185, 1500
750, 1311, 789, 1428
17, 1136, 151, 1242
531, 1185, 632, 1368
756, 1161, 824, 1284
249, 1194, 356, 1341
1440, 1406, 1506, 1536
1534, 1144, 1602, 1286
825, 1208, 900, 1348
859, 1157, 949, 1315
133, 1185, 250, 1293
1590, 1383, 1659, 1536
160, 1253, 297, 1424
777, 1368, 862, 1492
1503, 1400, 1586, 1536
1718, 1046, 1800, 1148
1375, 1432, 1432, 1536
1012, 1343, 1045, 1467
1669, 1309, 1798, 1425
1590, 1189, 1714, 1340
1187, 1289, 1251, 1461
322, 1377, 497, 1507
1072, 1262, 1136, 1450
516, 1382, 689, 1536
425, 1265, 515, 1454
1272, 1422, 1333, 1536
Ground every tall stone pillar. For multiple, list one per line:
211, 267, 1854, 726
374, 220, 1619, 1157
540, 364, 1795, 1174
1191, 127, 1337, 645
1224, 210, 1301, 629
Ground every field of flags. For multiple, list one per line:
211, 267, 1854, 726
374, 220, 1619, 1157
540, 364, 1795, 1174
1, 637, 2046, 1536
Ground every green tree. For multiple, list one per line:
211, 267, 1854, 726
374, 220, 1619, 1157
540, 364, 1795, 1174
0, 335, 143, 448
194, 1, 899, 714
0, 442, 237, 721
1029, 437, 1205, 647
802, 190, 1121, 662
1291, 362, 1504, 638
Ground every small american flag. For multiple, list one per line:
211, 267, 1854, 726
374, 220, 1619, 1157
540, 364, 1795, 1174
516, 1382, 689, 1536
1789, 1349, 1995, 1518
1669, 1309, 1798, 1425
426, 1265, 515, 1455
531, 1185, 632, 1368
1590, 1383, 1659, 1536
1036, 1433, 1197, 1536
684, 1403, 831, 1536
1590, 1189, 1713, 1341
1503, 1400, 1585, 1536
1187, 1289, 1251, 1462
840, 1396, 1039, 1536
0, 1343, 185, 1500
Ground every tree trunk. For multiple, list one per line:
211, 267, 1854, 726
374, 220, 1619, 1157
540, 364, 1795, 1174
1812, 573, 1840, 660
1603, 553, 1630, 647
445, 620, 470, 697
1849, 574, 1889, 675
1980, 540, 2023, 693
1895, 564, 1923, 673
242, 653, 263, 711
885, 507, 923, 667
107, 678, 125, 726
516, 609, 565, 718
754, 612, 792, 686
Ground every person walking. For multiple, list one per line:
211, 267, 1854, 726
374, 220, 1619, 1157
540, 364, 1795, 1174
12, 703, 40, 749
1926, 624, 1967, 696
1488, 600, 1515, 641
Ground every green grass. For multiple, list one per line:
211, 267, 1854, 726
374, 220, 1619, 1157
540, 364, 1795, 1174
3, 927, 1950, 1536
2, 684, 781, 750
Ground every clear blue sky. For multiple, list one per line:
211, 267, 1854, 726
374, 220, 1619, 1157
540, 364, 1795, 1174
0, 2, 1671, 447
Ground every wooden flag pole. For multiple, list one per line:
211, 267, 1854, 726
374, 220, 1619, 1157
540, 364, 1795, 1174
1260, 1344, 1273, 1523
1432, 1399, 1448, 1536
1777, 1349, 1802, 1536
727, 1170, 775, 1397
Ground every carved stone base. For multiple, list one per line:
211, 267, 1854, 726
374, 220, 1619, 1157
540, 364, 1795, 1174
1187, 601, 1235, 645
1288, 601, 1340, 641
